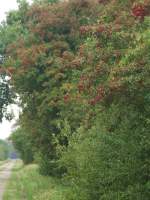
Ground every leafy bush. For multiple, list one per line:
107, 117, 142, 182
10, 128, 34, 164
61, 103, 150, 200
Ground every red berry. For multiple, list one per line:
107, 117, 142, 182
64, 94, 70, 103
96, 25, 105, 33
132, 4, 146, 20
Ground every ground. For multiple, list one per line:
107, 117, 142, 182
0, 161, 15, 200
3, 161, 66, 200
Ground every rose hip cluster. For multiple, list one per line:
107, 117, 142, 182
64, 94, 70, 103
80, 24, 111, 36
79, 26, 92, 35
89, 86, 105, 106
0, 67, 15, 76
132, 4, 147, 20
78, 75, 89, 93
98, 0, 109, 4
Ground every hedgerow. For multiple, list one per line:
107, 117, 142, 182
0, 0, 150, 199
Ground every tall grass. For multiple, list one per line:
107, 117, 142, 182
4, 161, 66, 200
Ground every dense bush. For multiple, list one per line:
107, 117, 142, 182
10, 128, 34, 164
61, 103, 150, 200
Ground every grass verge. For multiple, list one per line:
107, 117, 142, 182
0, 160, 8, 166
0, 160, 9, 171
3, 161, 67, 200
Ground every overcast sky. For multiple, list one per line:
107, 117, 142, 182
0, 0, 32, 139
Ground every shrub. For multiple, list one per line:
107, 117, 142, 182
10, 128, 34, 164
61, 103, 150, 200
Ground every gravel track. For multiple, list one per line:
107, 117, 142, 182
0, 161, 15, 200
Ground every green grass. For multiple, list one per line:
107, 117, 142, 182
0, 160, 9, 171
3, 161, 67, 200
0, 161, 4, 166
0, 160, 7, 166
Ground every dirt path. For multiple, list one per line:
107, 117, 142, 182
0, 161, 15, 200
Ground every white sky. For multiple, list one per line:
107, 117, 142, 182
0, 0, 32, 139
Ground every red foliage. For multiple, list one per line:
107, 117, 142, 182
78, 83, 85, 93
132, 4, 147, 20
0, 67, 5, 74
97, 86, 105, 96
16, 44, 47, 67
78, 75, 91, 93
96, 25, 105, 33
80, 0, 89, 7
79, 26, 92, 35
88, 86, 105, 106
71, 58, 83, 68
64, 94, 70, 103
98, 0, 109, 4
7, 67, 16, 75
0, 67, 15, 76
62, 51, 74, 61
88, 95, 103, 106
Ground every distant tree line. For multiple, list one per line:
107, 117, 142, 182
0, 139, 17, 160
0, 139, 9, 160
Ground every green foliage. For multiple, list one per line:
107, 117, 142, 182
0, 74, 14, 122
0, 139, 9, 160
61, 103, 150, 200
10, 128, 34, 164
4, 162, 66, 200
33, 0, 60, 4
1, 0, 101, 174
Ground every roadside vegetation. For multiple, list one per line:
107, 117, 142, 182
0, 160, 8, 167
0, 0, 150, 199
0, 140, 9, 161
0, 139, 18, 161
4, 161, 66, 200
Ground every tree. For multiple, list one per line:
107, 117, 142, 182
0, 72, 14, 122
0, 0, 101, 175
10, 128, 34, 164
0, 139, 9, 160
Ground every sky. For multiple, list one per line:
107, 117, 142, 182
0, 0, 32, 139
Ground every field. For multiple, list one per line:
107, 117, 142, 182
3, 161, 67, 200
